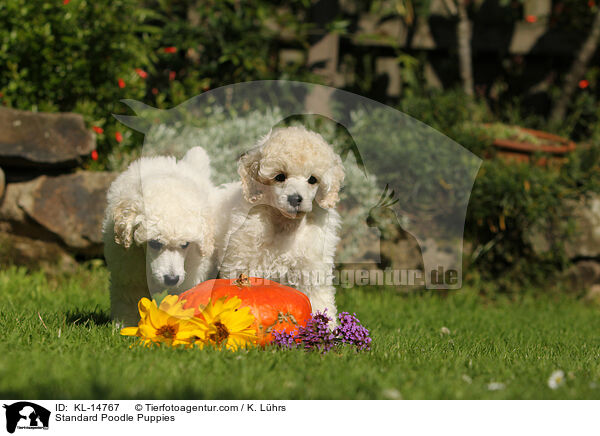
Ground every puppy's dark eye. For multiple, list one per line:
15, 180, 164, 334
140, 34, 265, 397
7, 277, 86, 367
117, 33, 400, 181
274, 173, 286, 182
181, 242, 190, 249
308, 175, 318, 185
148, 240, 163, 250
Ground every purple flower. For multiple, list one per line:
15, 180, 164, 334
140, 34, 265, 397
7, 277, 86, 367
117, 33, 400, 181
270, 310, 372, 353
295, 310, 337, 352
334, 312, 372, 351
271, 329, 298, 349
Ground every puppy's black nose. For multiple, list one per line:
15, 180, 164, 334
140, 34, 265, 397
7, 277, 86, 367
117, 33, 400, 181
163, 274, 180, 286
287, 194, 303, 207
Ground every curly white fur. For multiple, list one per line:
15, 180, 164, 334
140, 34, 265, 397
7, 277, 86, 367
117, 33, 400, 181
215, 126, 345, 322
103, 150, 216, 326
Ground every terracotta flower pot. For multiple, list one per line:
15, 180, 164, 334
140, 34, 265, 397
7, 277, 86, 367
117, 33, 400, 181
487, 125, 576, 166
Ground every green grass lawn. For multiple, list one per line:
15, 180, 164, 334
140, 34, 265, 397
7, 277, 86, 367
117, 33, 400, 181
0, 264, 599, 399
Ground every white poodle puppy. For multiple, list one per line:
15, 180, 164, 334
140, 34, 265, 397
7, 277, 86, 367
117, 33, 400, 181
103, 148, 216, 326
216, 126, 345, 321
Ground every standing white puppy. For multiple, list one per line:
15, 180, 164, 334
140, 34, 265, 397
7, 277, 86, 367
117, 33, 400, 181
216, 126, 345, 321
103, 149, 216, 326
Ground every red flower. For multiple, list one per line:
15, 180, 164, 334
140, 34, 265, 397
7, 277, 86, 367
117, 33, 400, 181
118, 78, 126, 88
589, 0, 596, 8
0, 92, 3, 98
115, 132, 123, 143
579, 79, 590, 89
163, 46, 177, 54
92, 126, 104, 134
63, 0, 70, 4
135, 68, 148, 79
525, 15, 537, 23
91, 150, 99, 161
169, 71, 176, 81
151, 88, 159, 95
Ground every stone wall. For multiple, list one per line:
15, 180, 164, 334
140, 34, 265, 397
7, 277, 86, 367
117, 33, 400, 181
0, 107, 116, 269
526, 194, 600, 297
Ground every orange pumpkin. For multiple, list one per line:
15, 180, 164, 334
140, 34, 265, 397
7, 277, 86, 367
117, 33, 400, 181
179, 274, 312, 346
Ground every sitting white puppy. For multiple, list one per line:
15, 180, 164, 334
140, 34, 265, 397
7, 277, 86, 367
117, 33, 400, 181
103, 148, 215, 326
216, 126, 345, 321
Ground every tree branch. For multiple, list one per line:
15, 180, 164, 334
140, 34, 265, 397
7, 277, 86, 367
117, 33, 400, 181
550, 9, 600, 122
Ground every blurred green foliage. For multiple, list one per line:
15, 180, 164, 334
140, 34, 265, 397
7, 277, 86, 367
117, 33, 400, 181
0, 0, 153, 112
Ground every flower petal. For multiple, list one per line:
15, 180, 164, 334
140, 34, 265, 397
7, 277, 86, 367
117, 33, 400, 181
120, 326, 139, 336
138, 323, 157, 339
138, 298, 155, 317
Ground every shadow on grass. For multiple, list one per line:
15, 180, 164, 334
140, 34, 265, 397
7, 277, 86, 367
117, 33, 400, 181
65, 308, 111, 326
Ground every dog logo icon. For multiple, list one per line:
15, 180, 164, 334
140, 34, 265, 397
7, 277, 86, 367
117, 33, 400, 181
3, 402, 50, 433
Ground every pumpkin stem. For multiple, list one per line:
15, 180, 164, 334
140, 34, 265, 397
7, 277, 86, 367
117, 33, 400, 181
234, 273, 251, 288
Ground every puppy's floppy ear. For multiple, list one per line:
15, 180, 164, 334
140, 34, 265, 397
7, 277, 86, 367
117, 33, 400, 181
238, 147, 264, 204
316, 154, 345, 209
193, 215, 215, 258
112, 199, 142, 249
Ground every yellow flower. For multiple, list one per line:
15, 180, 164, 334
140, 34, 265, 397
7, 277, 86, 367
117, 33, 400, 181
199, 297, 257, 351
121, 295, 208, 347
